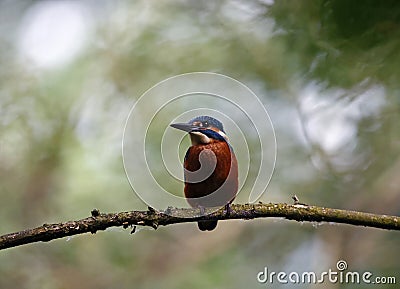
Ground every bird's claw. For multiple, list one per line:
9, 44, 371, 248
224, 203, 231, 217
198, 205, 205, 216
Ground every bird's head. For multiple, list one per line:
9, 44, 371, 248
170, 115, 228, 145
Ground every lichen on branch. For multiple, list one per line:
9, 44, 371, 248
1, 203, 399, 250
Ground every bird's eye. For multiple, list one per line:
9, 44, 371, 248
203, 121, 208, 127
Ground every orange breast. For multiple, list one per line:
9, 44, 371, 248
184, 141, 238, 208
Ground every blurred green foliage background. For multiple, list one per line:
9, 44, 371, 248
0, 0, 399, 288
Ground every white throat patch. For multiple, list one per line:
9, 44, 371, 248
189, 131, 211, 145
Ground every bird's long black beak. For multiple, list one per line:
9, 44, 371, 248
170, 122, 200, 132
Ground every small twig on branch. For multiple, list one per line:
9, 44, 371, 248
0, 203, 399, 250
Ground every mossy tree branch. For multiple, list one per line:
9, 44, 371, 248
1, 203, 399, 250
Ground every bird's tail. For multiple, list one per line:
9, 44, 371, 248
197, 220, 218, 231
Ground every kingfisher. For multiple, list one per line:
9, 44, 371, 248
170, 116, 238, 231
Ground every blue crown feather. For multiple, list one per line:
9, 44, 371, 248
189, 116, 225, 133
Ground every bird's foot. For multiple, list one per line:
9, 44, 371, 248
224, 203, 231, 217
198, 205, 206, 216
